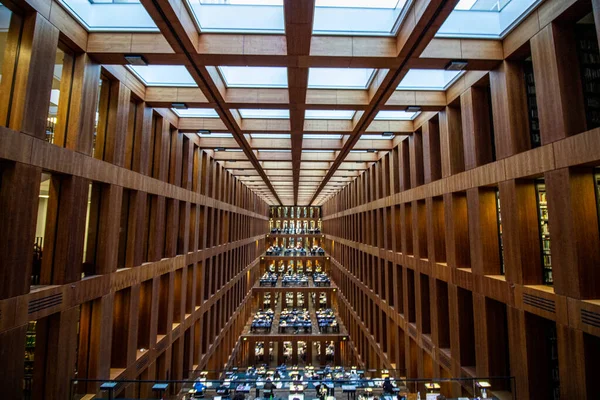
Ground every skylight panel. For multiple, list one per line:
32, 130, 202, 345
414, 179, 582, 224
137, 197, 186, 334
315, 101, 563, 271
397, 69, 463, 91
374, 110, 419, 120
313, 0, 409, 36
304, 134, 343, 139
239, 109, 289, 119
251, 133, 291, 139
305, 110, 356, 120
308, 68, 375, 89
219, 66, 288, 88
128, 65, 197, 87
437, 0, 540, 38
57, 0, 157, 31
173, 108, 219, 118
199, 133, 233, 138
187, 0, 284, 33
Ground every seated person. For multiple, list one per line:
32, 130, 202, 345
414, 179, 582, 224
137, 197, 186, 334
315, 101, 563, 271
314, 382, 327, 400
233, 393, 245, 400
382, 377, 395, 394
193, 380, 206, 397
263, 378, 275, 398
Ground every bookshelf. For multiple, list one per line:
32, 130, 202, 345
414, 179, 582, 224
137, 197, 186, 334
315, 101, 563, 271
535, 181, 552, 285
546, 324, 560, 400
495, 189, 505, 275
576, 25, 600, 130
24, 321, 36, 378
524, 60, 541, 148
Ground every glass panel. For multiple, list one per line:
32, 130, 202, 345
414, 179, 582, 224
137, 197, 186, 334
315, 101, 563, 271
250, 133, 290, 138
437, 0, 541, 38
374, 110, 419, 120
397, 69, 463, 90
238, 109, 289, 118
304, 134, 343, 139
172, 108, 219, 118
57, 0, 158, 31
305, 110, 355, 119
47, 48, 65, 144
219, 66, 287, 88
187, 0, 284, 33
199, 132, 232, 138
128, 65, 197, 87
313, 0, 409, 35
308, 68, 375, 89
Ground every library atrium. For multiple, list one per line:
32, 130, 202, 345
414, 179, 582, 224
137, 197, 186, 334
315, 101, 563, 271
1, 0, 599, 399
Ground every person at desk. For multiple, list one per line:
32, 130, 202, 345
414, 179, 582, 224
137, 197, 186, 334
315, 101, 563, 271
314, 382, 327, 400
192, 380, 206, 398
263, 378, 275, 399
382, 377, 395, 395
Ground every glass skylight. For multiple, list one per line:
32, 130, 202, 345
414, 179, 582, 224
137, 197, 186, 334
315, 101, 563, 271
305, 110, 356, 120
199, 132, 233, 138
239, 109, 289, 119
308, 68, 375, 90
172, 108, 219, 118
397, 69, 463, 91
313, 0, 410, 36
250, 133, 291, 138
128, 65, 197, 87
218, 66, 288, 88
187, 0, 284, 33
374, 110, 419, 120
304, 134, 344, 139
57, 0, 158, 31
437, 0, 541, 38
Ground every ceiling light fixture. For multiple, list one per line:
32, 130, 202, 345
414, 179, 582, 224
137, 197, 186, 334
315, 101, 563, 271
382, 132, 394, 137
445, 60, 468, 71
197, 129, 211, 135
406, 106, 421, 113
124, 54, 148, 66
215, 147, 225, 151
172, 103, 188, 110
367, 149, 377, 153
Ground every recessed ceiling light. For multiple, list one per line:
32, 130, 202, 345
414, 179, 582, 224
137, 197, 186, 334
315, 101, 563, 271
197, 129, 211, 135
406, 106, 421, 113
445, 60, 468, 71
215, 147, 225, 151
125, 54, 148, 66
172, 103, 188, 110
382, 132, 394, 137
367, 149, 377, 153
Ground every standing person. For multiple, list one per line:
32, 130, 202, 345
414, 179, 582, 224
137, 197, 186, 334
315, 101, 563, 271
382, 377, 395, 395
264, 378, 275, 400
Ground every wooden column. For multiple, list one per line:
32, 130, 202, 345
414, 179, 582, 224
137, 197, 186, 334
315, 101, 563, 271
409, 131, 424, 187
466, 187, 501, 276
498, 180, 543, 285
95, 184, 123, 275
439, 105, 464, 178
531, 22, 586, 144
545, 168, 600, 299
0, 325, 27, 399
489, 61, 530, 159
422, 117, 442, 183
0, 12, 59, 139
40, 175, 89, 285
0, 162, 41, 299
461, 86, 493, 170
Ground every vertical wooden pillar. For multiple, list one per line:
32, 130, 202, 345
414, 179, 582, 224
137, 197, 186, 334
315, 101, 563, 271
0, 162, 41, 299
409, 131, 424, 187
422, 117, 441, 183
489, 61, 530, 159
531, 23, 586, 144
1, 12, 59, 138
96, 185, 123, 275
466, 187, 501, 276
498, 180, 542, 285
545, 168, 600, 299
461, 87, 493, 170
443, 192, 470, 270
41, 175, 89, 284
439, 105, 464, 178
0, 325, 27, 399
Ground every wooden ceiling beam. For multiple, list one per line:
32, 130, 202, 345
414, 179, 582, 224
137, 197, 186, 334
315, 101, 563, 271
309, 0, 460, 204
139, 0, 283, 204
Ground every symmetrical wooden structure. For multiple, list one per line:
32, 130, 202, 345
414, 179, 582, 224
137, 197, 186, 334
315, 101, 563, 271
323, 0, 600, 399
1, 0, 600, 398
